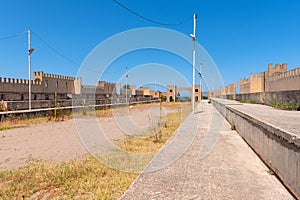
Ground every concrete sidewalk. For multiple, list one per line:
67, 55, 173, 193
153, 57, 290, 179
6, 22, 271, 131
121, 102, 294, 199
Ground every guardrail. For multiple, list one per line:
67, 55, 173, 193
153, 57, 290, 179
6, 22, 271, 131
0, 99, 160, 121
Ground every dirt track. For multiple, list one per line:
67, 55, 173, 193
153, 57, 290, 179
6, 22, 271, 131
0, 119, 88, 169
0, 103, 173, 169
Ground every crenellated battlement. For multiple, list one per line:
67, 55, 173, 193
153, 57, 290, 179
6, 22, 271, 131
219, 63, 300, 95
269, 67, 300, 81
239, 78, 249, 85
268, 63, 287, 77
0, 77, 39, 85
97, 81, 116, 87
250, 72, 263, 78
34, 71, 76, 80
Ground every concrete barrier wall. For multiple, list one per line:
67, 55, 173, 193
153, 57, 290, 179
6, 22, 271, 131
212, 98, 300, 199
235, 90, 300, 105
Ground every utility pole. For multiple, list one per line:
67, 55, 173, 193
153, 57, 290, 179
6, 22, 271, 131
125, 66, 128, 104
190, 13, 197, 113
27, 29, 34, 110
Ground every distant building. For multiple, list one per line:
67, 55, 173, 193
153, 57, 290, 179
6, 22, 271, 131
166, 85, 203, 102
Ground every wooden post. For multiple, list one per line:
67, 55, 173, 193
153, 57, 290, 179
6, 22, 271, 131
54, 92, 57, 120
159, 92, 163, 127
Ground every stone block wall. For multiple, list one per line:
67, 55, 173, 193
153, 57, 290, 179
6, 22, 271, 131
267, 68, 300, 91
235, 90, 300, 105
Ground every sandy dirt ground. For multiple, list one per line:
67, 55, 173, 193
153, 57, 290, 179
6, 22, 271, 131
0, 103, 173, 169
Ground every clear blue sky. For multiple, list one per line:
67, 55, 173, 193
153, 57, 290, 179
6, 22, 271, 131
0, 0, 299, 88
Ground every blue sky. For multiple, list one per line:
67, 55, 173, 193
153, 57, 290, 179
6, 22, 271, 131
0, 0, 299, 89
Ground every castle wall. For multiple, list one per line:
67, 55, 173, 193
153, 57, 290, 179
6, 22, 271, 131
35, 72, 75, 95
267, 63, 287, 77
267, 68, 300, 91
235, 63, 298, 94
97, 81, 117, 95
0, 78, 41, 100
224, 83, 237, 95
221, 63, 300, 106
0, 71, 161, 111
236, 90, 300, 105
250, 73, 264, 93
0, 72, 78, 102
239, 78, 250, 94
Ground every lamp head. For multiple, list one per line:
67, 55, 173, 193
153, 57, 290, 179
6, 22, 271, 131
28, 48, 34, 55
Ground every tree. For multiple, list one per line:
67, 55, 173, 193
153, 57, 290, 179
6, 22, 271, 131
123, 84, 131, 89
162, 96, 167, 102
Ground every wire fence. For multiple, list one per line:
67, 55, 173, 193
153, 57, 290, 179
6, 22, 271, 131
0, 99, 160, 122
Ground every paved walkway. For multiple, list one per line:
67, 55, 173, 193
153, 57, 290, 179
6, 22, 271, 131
121, 102, 294, 199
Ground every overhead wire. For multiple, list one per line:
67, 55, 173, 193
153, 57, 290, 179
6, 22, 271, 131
112, 0, 192, 26
0, 31, 27, 41
0, 30, 79, 67
31, 31, 80, 67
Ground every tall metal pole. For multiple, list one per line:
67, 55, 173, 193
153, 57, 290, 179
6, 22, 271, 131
28, 29, 31, 110
125, 66, 128, 104
191, 13, 197, 113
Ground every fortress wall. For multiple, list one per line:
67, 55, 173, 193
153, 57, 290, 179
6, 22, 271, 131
74, 78, 82, 95
268, 63, 287, 77
267, 67, 300, 92
236, 90, 300, 105
96, 81, 117, 95
239, 78, 250, 94
250, 72, 264, 93
105, 82, 117, 95
223, 64, 299, 102
0, 71, 78, 101
0, 77, 42, 100
218, 63, 300, 107
41, 72, 75, 80
41, 72, 75, 94
225, 83, 237, 95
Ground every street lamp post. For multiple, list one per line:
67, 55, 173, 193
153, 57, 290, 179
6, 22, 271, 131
190, 13, 197, 113
27, 29, 34, 110
125, 66, 128, 104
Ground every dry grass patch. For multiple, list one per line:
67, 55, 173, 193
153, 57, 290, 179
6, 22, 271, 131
0, 157, 136, 199
0, 110, 72, 131
117, 102, 192, 153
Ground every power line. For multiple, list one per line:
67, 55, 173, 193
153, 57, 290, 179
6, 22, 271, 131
112, 0, 192, 26
31, 31, 79, 66
0, 31, 27, 41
